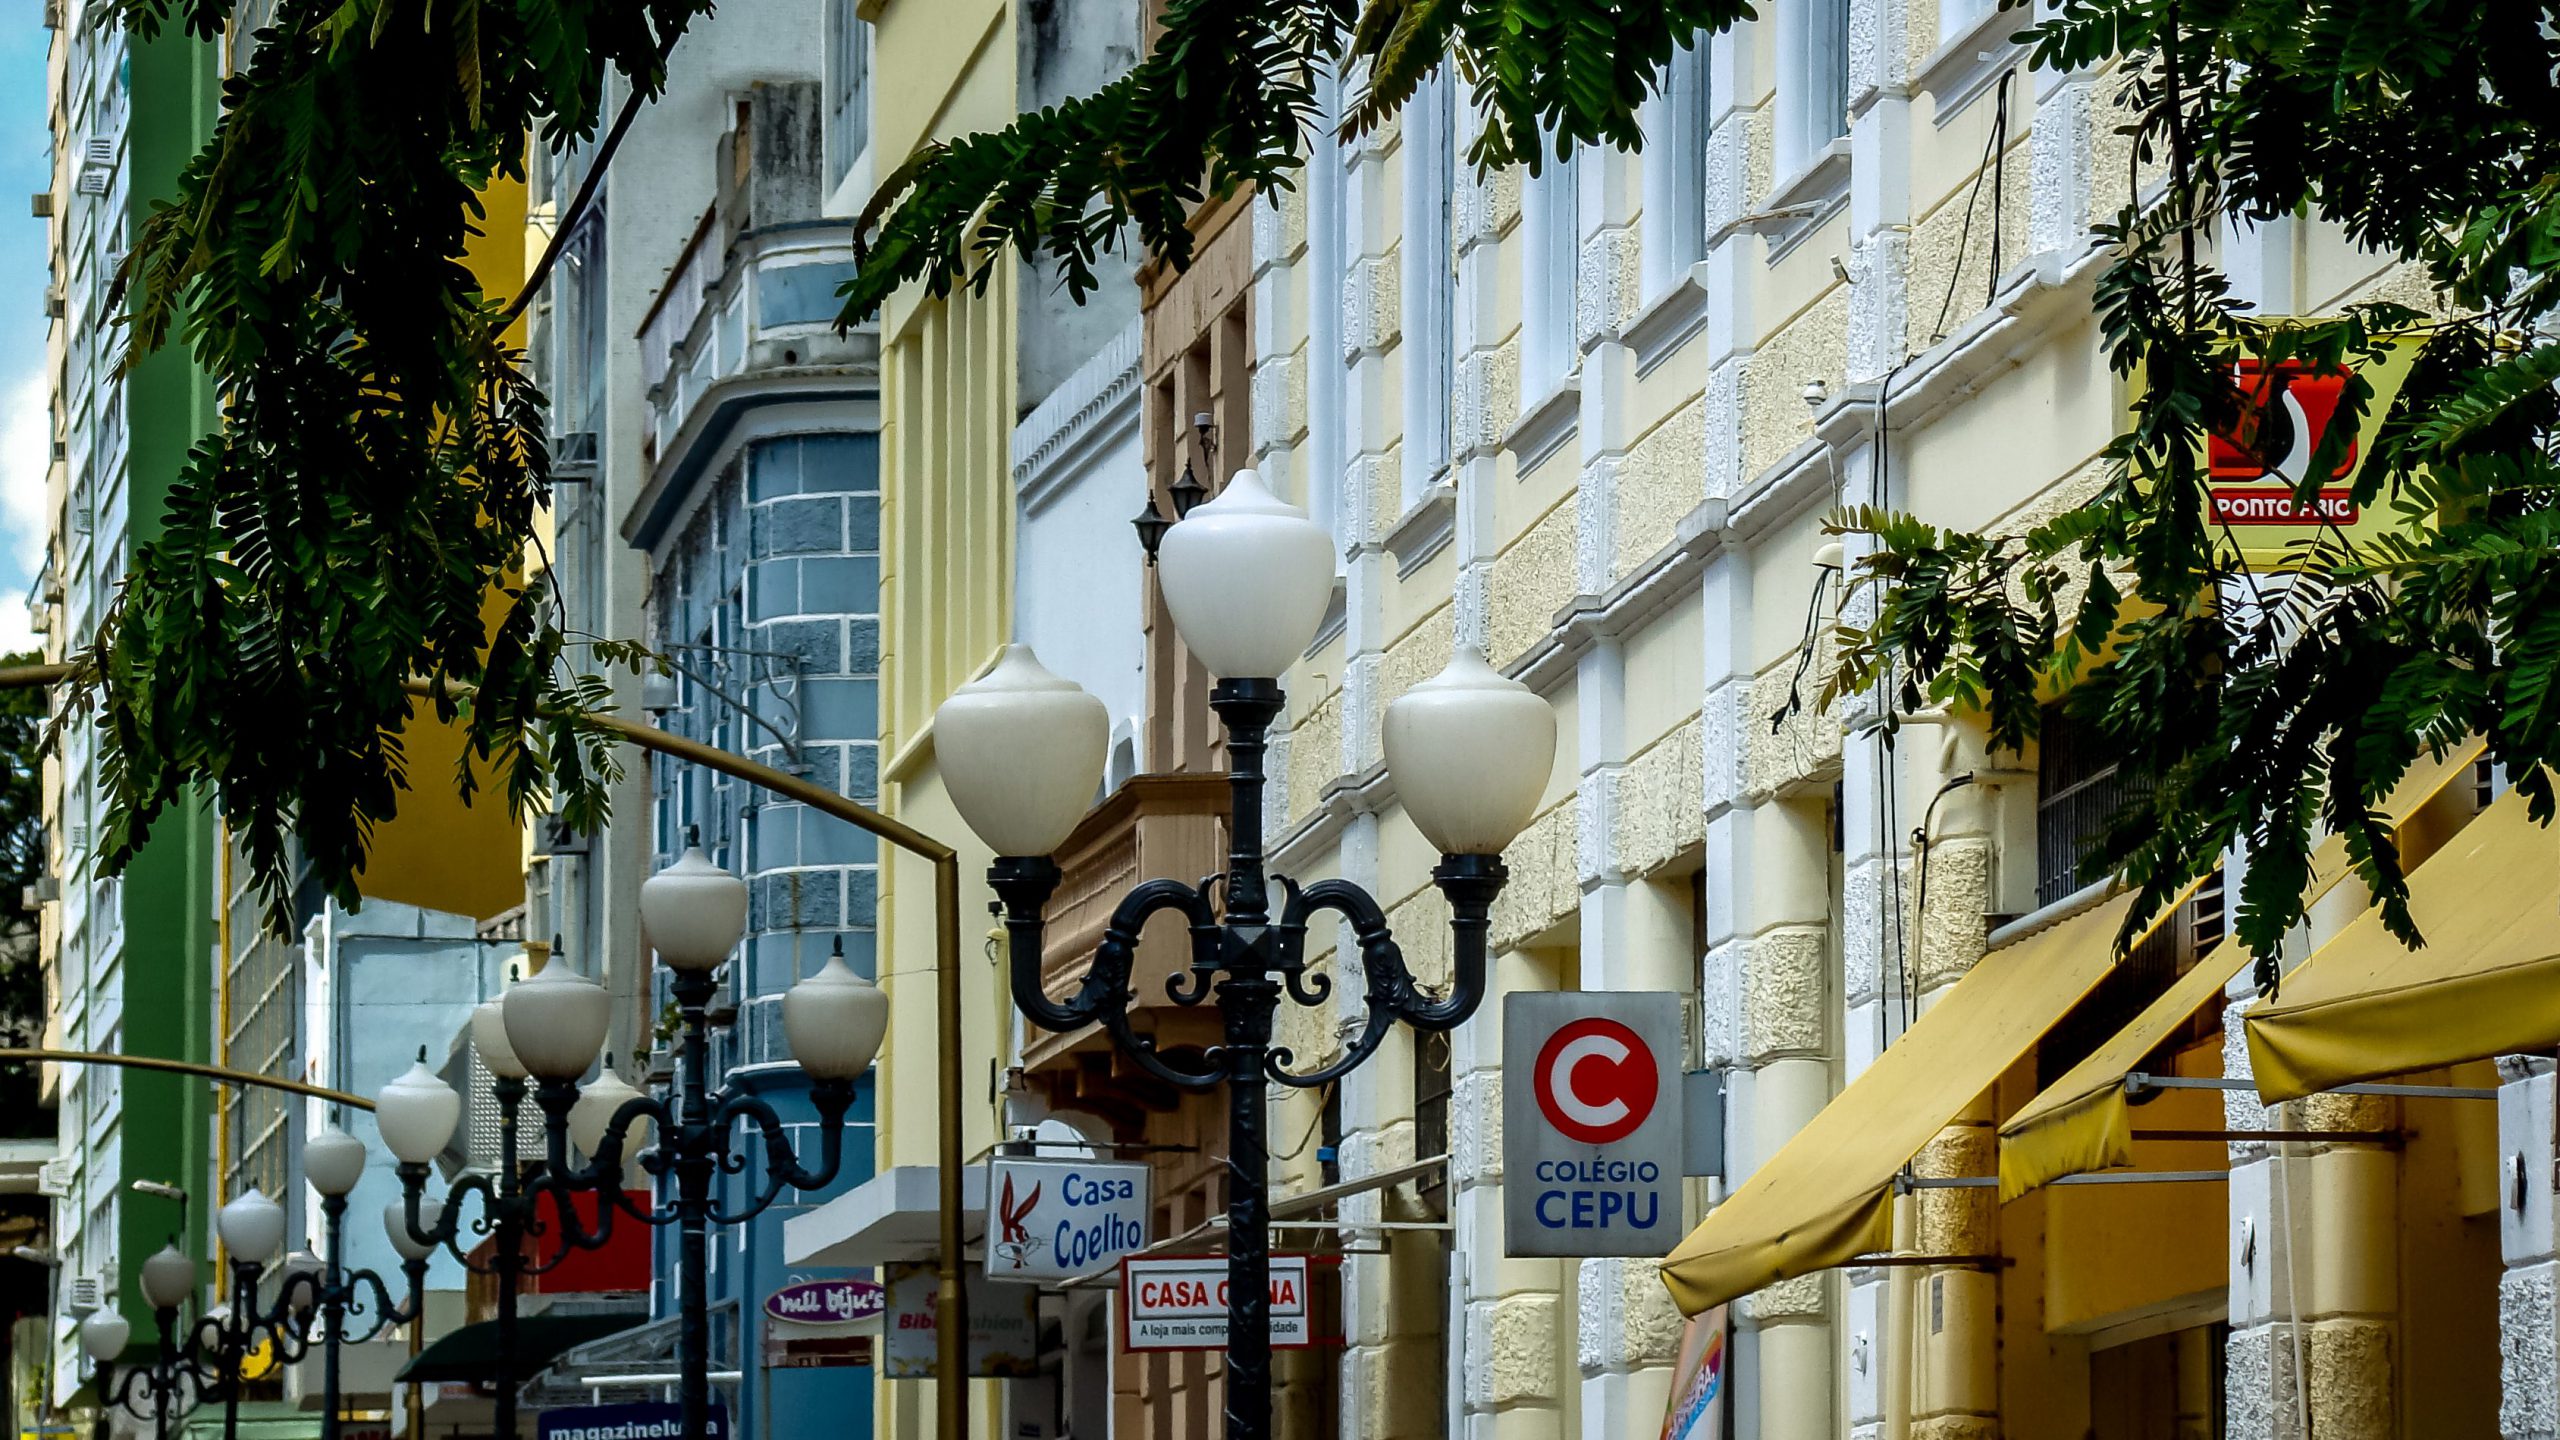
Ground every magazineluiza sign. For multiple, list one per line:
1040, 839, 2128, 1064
1503, 991, 1685, 1258
984, 1155, 1151, 1282
536, 1402, 727, 1440
1119, 1255, 1313, 1352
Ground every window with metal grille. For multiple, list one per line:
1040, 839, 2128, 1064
1414, 1030, 1451, 1217
2036, 699, 2149, 906
2036, 869, 2226, 1090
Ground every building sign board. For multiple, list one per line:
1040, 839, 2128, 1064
764, 1277, 884, 1326
2135, 330, 2422, 566
983, 1155, 1151, 1282
1118, 1255, 1313, 1352
880, 1263, 1040, 1379
536, 1402, 728, 1440
1503, 991, 1684, 1257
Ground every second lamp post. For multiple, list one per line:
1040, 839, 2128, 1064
935, 467, 1556, 1440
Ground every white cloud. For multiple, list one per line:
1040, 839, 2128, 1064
0, 367, 46, 655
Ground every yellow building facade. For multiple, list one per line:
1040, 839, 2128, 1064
1209, 5, 2541, 1438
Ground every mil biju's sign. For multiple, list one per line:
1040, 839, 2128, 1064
1503, 992, 1684, 1258
983, 1155, 1151, 1282
1119, 1255, 1314, 1352
764, 1277, 884, 1326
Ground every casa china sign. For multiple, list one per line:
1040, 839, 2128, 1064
983, 1155, 1151, 1282
1504, 992, 1683, 1258
1119, 1255, 1314, 1351
764, 1278, 884, 1326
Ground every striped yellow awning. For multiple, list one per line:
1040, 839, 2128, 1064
2247, 780, 2560, 1103
1658, 882, 2197, 1316
1998, 744, 2483, 1199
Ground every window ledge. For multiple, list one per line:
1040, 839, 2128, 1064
1713, 138, 1851, 262
1917, 5, 2032, 126
1508, 375, 1582, 477
1627, 262, 1711, 379
1383, 480, 1457, 576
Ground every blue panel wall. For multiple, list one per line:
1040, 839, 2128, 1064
646, 429, 883, 1438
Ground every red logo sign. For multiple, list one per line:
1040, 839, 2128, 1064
1533, 1017, 1659, 1145
2207, 360, 2361, 525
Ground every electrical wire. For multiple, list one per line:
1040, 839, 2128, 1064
1929, 67, 2020, 347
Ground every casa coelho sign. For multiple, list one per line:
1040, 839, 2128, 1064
764, 1277, 885, 1327
984, 1155, 1151, 1282
1503, 992, 1684, 1258
1119, 1255, 1314, 1352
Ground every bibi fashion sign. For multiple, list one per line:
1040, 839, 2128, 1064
1503, 991, 1684, 1257
1118, 1255, 1313, 1351
880, 1263, 1040, 1379
536, 1403, 728, 1440
983, 1155, 1151, 1282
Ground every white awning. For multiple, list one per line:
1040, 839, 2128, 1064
783, 1165, 989, 1267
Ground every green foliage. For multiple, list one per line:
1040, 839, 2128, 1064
88, 0, 705, 926
836, 0, 1749, 323
1831, 0, 2560, 979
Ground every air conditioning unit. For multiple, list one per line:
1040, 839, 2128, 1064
82, 138, 113, 168
36, 1159, 73, 1200
42, 288, 64, 319
50, 439, 67, 465
41, 0, 61, 28
70, 498, 89, 534
29, 193, 52, 219
74, 168, 109, 197
64, 1272, 103, 1313
68, 824, 87, 852
551, 431, 599, 484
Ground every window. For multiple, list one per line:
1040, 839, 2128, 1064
1414, 1029, 1451, 1216
1523, 145, 1581, 398
1939, 0, 1996, 42
1307, 70, 1348, 543
559, 218, 609, 440
1645, 38, 1713, 294
1780, 0, 1851, 175
1400, 71, 1456, 506
825, 0, 870, 189
2035, 699, 2145, 906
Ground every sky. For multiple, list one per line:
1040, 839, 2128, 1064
0, 0, 49, 654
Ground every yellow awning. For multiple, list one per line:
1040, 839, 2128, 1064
1999, 744, 2483, 1199
2248, 781, 2560, 1103
1659, 884, 2194, 1316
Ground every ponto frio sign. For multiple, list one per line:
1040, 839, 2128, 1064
1504, 992, 1684, 1258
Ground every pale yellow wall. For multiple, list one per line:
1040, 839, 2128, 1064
866, 4, 1020, 1434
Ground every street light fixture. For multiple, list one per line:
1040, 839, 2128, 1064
939, 467, 1555, 1440
85, 1264, 200, 1440
377, 1007, 551, 1440
510, 843, 887, 1440
295, 1127, 426, 1440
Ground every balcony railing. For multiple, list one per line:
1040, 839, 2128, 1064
1020, 774, 1231, 1081
637, 217, 866, 467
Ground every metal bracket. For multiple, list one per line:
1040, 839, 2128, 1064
2126, 1072, 2499, 1101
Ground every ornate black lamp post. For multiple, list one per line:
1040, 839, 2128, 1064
300, 1127, 429, 1440
935, 468, 1558, 1440
80, 1244, 207, 1440
497, 874, 889, 1440
373, 1006, 542, 1440
377, 897, 887, 1440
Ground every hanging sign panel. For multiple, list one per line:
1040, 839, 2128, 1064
879, 1263, 1040, 1379
984, 1155, 1152, 1282
1503, 991, 1685, 1257
1119, 1254, 1314, 1352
